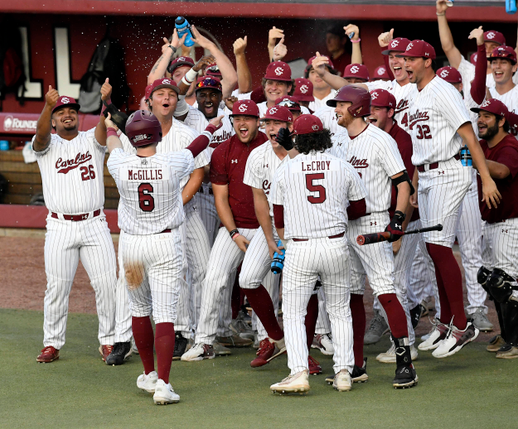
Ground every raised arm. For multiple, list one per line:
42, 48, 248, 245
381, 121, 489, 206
147, 29, 187, 84
469, 26, 487, 105
104, 113, 123, 154
312, 52, 349, 90
33, 85, 59, 152
378, 29, 395, 80
267, 26, 284, 62
191, 25, 237, 99
233, 36, 253, 94
345, 24, 362, 65
436, 0, 462, 69
95, 78, 112, 146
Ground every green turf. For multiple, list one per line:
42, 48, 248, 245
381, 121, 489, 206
1, 308, 516, 429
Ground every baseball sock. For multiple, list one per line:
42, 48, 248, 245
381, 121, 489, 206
378, 293, 408, 338
426, 243, 466, 329
155, 323, 175, 384
350, 293, 365, 367
132, 316, 155, 375
245, 285, 283, 341
305, 293, 319, 349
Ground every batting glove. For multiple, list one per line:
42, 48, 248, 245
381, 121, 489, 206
276, 127, 294, 151
385, 210, 405, 242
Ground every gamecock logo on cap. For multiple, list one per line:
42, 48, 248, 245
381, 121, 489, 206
377, 67, 386, 75
390, 40, 400, 48
274, 67, 284, 76
163, 79, 171, 85
486, 32, 495, 39
350, 65, 359, 74
312, 124, 320, 131
239, 104, 248, 113
269, 107, 278, 114
407, 42, 414, 51
481, 100, 491, 108
61, 97, 70, 104
440, 69, 449, 78
300, 85, 309, 94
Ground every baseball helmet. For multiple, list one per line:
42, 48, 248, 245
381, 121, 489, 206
327, 85, 371, 117
125, 110, 163, 147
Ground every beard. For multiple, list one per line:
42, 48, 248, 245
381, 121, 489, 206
479, 121, 499, 140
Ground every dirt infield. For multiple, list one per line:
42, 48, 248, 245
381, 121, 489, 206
0, 234, 499, 342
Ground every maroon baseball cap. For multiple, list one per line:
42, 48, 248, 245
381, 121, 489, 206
52, 96, 81, 114
261, 105, 293, 123
264, 61, 292, 82
489, 45, 517, 64
275, 96, 302, 112
484, 30, 506, 46
381, 37, 411, 55
305, 55, 335, 72
167, 56, 195, 74
437, 66, 462, 84
292, 114, 323, 135
205, 63, 222, 79
293, 78, 314, 102
144, 84, 153, 100
343, 64, 370, 81
471, 99, 509, 118
195, 76, 222, 93
230, 99, 260, 117
397, 40, 436, 60
370, 89, 396, 109
470, 52, 478, 65
373, 66, 390, 80
149, 78, 180, 97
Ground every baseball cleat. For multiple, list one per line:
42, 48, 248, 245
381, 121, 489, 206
470, 309, 494, 332
250, 337, 286, 367
137, 370, 158, 393
311, 333, 334, 355
326, 358, 369, 385
376, 344, 418, 363
106, 342, 132, 365
215, 334, 253, 348
181, 343, 215, 361
36, 346, 60, 363
432, 321, 479, 358
418, 320, 449, 351
153, 379, 180, 405
212, 341, 231, 356
486, 334, 506, 352
270, 370, 310, 395
496, 345, 518, 359
393, 365, 418, 389
308, 355, 322, 375
332, 370, 352, 392
99, 345, 114, 362
173, 334, 189, 361
364, 310, 389, 345
230, 312, 255, 341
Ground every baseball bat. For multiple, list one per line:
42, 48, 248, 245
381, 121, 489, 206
356, 224, 443, 246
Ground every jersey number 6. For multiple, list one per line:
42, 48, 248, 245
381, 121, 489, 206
138, 183, 155, 212
305, 173, 327, 204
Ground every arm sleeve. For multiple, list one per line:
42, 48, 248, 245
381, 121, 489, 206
273, 204, 284, 229
347, 199, 367, 220
470, 44, 487, 105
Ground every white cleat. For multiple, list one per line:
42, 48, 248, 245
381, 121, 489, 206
153, 379, 180, 405
270, 370, 310, 395
136, 371, 158, 393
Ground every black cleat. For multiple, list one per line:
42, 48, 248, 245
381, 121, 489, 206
173, 333, 188, 360
106, 342, 132, 366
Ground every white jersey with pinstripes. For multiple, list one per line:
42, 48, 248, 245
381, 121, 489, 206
408, 76, 470, 166
346, 124, 405, 213
243, 141, 288, 216
365, 80, 417, 131
107, 148, 194, 235
489, 85, 518, 115
328, 130, 350, 159
33, 128, 106, 213
271, 152, 366, 240
314, 105, 340, 137
309, 90, 338, 112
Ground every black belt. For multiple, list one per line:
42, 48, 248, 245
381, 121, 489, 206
417, 154, 460, 173
292, 231, 345, 242
51, 209, 101, 222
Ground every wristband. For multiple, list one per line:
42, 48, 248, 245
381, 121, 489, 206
107, 128, 118, 138
229, 229, 239, 239
168, 45, 177, 54
181, 76, 191, 87
351, 38, 361, 43
184, 67, 198, 83
232, 233, 241, 241
436, 12, 445, 15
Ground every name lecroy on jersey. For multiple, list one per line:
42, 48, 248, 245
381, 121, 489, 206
55, 151, 93, 174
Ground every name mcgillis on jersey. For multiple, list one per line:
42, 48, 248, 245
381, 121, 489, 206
127, 169, 163, 181
301, 160, 332, 171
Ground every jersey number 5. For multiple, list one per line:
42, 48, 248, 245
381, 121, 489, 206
305, 173, 327, 204
138, 183, 155, 212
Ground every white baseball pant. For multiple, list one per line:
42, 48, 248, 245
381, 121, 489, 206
197, 184, 220, 247
195, 227, 257, 344
119, 229, 183, 324
482, 218, 518, 278
43, 214, 116, 349
282, 235, 354, 375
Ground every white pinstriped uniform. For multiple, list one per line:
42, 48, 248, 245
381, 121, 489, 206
183, 106, 234, 245
270, 151, 366, 375
240, 142, 287, 340
365, 80, 417, 131
314, 105, 340, 137
108, 147, 195, 323
345, 124, 406, 297
309, 90, 338, 114
483, 218, 518, 280
34, 129, 117, 349
409, 76, 472, 247
489, 85, 518, 116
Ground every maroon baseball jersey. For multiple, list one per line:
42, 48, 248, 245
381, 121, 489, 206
388, 122, 419, 222
478, 134, 518, 223
210, 132, 268, 228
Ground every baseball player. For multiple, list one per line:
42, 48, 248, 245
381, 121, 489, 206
400, 39, 500, 358
181, 100, 268, 361
373, 66, 391, 81
33, 84, 119, 364
471, 99, 518, 359
269, 114, 367, 393
293, 78, 315, 110
327, 86, 418, 388
106, 109, 222, 405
